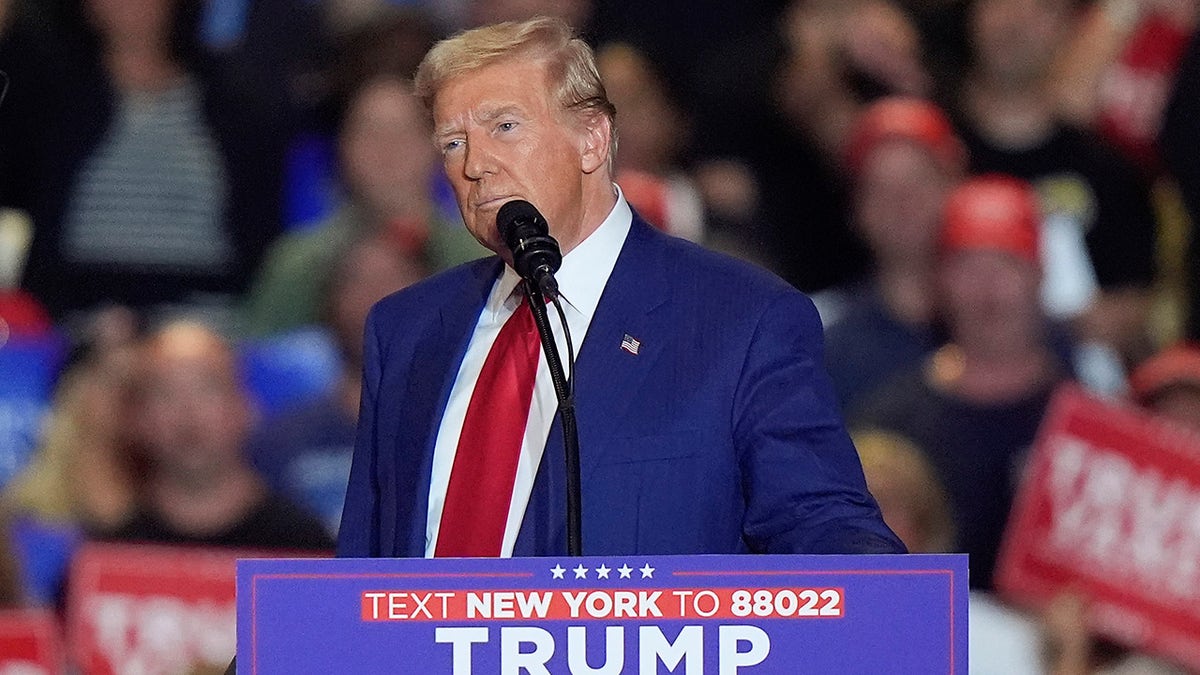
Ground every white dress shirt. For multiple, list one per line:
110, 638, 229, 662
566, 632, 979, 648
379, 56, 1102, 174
425, 190, 633, 557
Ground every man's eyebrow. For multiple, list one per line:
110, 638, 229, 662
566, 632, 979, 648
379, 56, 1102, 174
476, 104, 525, 122
436, 104, 529, 138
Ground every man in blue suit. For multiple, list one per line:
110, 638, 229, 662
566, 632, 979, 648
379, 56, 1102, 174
336, 17, 904, 559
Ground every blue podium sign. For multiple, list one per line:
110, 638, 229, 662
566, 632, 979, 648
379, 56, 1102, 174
238, 554, 967, 674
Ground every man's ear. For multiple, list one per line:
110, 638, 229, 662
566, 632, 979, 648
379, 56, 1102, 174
579, 114, 612, 175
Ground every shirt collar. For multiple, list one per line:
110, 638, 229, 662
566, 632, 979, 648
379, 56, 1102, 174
492, 187, 632, 318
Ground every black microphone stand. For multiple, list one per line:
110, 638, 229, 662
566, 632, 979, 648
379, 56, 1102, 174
522, 282, 583, 557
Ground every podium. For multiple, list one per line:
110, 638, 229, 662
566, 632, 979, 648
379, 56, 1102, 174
237, 554, 967, 673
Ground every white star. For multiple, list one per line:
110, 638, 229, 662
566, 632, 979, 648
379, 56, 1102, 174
550, 564, 566, 580
573, 564, 589, 579
617, 565, 633, 579
595, 564, 611, 579
639, 563, 655, 579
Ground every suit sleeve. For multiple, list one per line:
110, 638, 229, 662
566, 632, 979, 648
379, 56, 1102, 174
732, 289, 907, 554
336, 307, 384, 557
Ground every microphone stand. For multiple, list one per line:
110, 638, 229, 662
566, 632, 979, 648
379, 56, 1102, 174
522, 282, 583, 557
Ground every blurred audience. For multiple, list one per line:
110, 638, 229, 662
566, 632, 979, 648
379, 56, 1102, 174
1053, 0, 1197, 348
1053, 0, 1196, 171
243, 72, 483, 336
747, 0, 938, 293
1129, 342, 1200, 432
852, 427, 1047, 674
102, 320, 332, 550
1161, 31, 1200, 341
850, 428, 954, 554
4, 318, 138, 534
1, 311, 137, 603
0, 509, 23, 607
1040, 592, 1188, 674
854, 175, 1070, 590
248, 234, 427, 536
823, 97, 964, 411
10, 0, 285, 321
778, 0, 932, 160
596, 42, 706, 244
955, 0, 1159, 373
1029, 340, 1200, 675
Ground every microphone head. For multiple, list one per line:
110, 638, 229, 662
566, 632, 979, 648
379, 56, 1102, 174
496, 200, 562, 290
497, 199, 544, 241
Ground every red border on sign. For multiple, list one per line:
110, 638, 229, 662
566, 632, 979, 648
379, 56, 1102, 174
248, 567, 958, 675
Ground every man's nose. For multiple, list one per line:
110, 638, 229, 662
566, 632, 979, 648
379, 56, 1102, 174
463, 136, 498, 180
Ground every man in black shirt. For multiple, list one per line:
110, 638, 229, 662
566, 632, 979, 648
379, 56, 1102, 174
106, 320, 332, 551
855, 176, 1068, 589
955, 0, 1157, 371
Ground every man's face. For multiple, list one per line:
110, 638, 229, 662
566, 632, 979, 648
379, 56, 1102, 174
330, 241, 427, 367
87, 0, 174, 43
940, 250, 1043, 356
433, 57, 595, 258
340, 80, 436, 215
133, 335, 250, 483
855, 140, 955, 264
971, 0, 1074, 87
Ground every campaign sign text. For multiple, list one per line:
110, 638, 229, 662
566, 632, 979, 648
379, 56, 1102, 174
238, 554, 966, 673
0, 609, 63, 674
997, 385, 1200, 671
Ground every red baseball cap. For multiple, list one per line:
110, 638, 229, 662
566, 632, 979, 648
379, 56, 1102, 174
1130, 343, 1200, 403
845, 97, 965, 175
939, 174, 1041, 266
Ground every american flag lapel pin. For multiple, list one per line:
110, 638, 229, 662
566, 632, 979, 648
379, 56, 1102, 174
620, 333, 641, 355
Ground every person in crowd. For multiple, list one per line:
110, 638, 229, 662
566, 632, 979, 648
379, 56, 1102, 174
849, 429, 954, 554
243, 73, 484, 336
823, 97, 964, 411
248, 234, 427, 536
1, 312, 139, 603
854, 175, 1069, 589
337, 17, 903, 559
4, 323, 139, 535
1161, 31, 1200, 341
745, 0, 936, 294
1052, 0, 1196, 171
955, 0, 1159, 373
852, 426, 1049, 674
1052, 0, 1197, 347
595, 41, 707, 244
102, 320, 332, 550
0, 510, 23, 608
1128, 342, 1200, 432
777, 0, 933, 161
12, 0, 284, 320
1032, 342, 1200, 674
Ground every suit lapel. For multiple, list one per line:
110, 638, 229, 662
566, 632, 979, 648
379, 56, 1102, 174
393, 257, 502, 556
514, 217, 672, 555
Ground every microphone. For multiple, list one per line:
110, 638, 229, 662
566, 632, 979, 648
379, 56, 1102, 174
497, 200, 561, 298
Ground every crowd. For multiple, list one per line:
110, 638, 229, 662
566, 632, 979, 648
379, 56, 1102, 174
0, 0, 1198, 672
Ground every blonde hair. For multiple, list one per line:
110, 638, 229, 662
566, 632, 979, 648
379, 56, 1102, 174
414, 16, 617, 158
852, 428, 956, 553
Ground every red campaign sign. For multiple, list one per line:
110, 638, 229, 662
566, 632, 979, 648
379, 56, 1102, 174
996, 384, 1200, 671
66, 542, 245, 675
0, 609, 63, 674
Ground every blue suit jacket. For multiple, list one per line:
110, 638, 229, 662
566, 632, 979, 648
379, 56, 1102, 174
337, 216, 904, 557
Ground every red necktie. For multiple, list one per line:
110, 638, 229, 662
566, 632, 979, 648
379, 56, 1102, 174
435, 295, 541, 556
